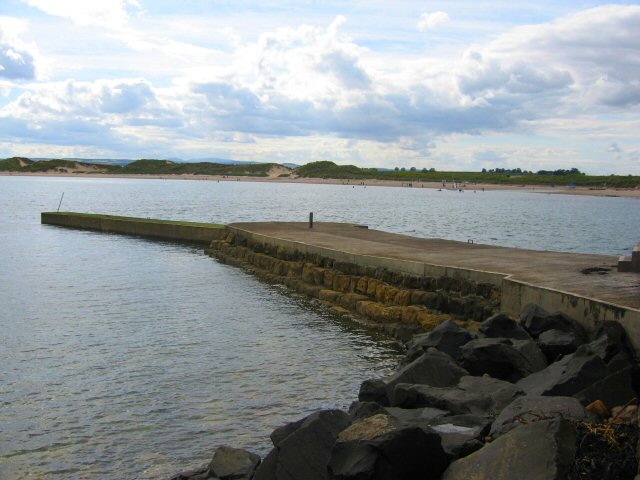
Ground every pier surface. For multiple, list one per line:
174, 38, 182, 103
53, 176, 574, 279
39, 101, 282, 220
41, 212, 227, 244
231, 222, 639, 308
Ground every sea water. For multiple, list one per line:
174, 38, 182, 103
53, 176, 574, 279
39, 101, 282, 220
1, 176, 638, 479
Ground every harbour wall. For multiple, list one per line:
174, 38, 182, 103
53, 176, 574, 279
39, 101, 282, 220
211, 224, 640, 351
40, 213, 639, 351
41, 212, 228, 244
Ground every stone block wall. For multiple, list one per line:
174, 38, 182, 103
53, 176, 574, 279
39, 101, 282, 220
207, 232, 501, 337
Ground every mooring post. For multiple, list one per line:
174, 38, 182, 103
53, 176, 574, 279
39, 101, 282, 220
57, 192, 65, 212
309, 212, 313, 228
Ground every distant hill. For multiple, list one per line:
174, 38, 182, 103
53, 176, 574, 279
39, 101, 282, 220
3, 156, 639, 188
293, 161, 640, 188
32, 157, 134, 166
0, 157, 280, 177
188, 157, 259, 165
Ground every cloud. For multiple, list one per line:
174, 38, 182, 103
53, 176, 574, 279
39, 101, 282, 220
607, 142, 622, 154
418, 12, 450, 31
2, 6, 640, 172
467, 5, 640, 109
100, 81, 156, 113
24, 0, 141, 28
0, 18, 37, 80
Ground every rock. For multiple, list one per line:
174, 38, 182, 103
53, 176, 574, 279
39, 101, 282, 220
359, 348, 468, 406
392, 375, 523, 417
383, 406, 450, 426
329, 426, 449, 480
537, 329, 582, 363
348, 401, 386, 421
254, 409, 351, 480
586, 399, 610, 419
168, 467, 212, 480
520, 304, 587, 340
345, 408, 486, 460
489, 395, 592, 437
208, 446, 260, 480
586, 320, 636, 364
430, 414, 492, 459
459, 338, 546, 382
358, 379, 390, 406
252, 450, 277, 480
516, 347, 609, 397
337, 414, 397, 443
511, 339, 548, 371
403, 320, 474, 364
435, 431, 483, 459
479, 313, 531, 340
573, 365, 638, 408
390, 348, 469, 388
442, 419, 577, 480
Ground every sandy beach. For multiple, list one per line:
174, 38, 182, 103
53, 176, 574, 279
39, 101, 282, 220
2, 170, 639, 198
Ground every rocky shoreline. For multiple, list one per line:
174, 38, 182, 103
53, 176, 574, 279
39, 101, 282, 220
168, 305, 639, 480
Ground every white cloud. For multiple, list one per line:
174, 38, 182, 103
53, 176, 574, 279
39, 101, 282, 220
2, 5, 640, 173
418, 11, 450, 31
24, 0, 141, 28
0, 17, 37, 80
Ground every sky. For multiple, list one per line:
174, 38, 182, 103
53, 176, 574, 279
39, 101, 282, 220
0, 1, 639, 174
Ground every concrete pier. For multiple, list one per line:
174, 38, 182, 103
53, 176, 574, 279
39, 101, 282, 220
41, 212, 227, 244
227, 222, 640, 350
41, 213, 639, 351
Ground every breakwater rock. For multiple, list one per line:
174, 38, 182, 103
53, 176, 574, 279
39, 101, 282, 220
170, 305, 640, 480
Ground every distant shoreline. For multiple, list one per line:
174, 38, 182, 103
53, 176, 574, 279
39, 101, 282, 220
2, 171, 639, 198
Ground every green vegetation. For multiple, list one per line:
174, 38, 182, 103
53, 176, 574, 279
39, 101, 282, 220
0, 157, 34, 171
0, 157, 277, 177
295, 160, 380, 179
48, 212, 225, 228
3, 157, 639, 188
118, 159, 276, 176
294, 161, 640, 188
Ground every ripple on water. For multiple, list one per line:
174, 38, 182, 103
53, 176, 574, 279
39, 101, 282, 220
1, 235, 401, 479
2, 177, 638, 479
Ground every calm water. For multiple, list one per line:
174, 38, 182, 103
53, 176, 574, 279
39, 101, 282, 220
1, 176, 639, 479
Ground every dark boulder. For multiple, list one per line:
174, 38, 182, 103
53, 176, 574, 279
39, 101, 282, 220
537, 329, 583, 363
403, 320, 474, 364
170, 446, 261, 480
329, 425, 449, 480
359, 348, 468, 406
392, 375, 523, 416
430, 414, 492, 459
383, 406, 450, 426
586, 320, 636, 364
358, 379, 389, 406
489, 395, 592, 437
520, 304, 587, 341
348, 401, 386, 421
459, 338, 546, 382
516, 347, 609, 397
168, 467, 211, 480
479, 313, 531, 340
442, 419, 577, 480
254, 409, 351, 480
252, 450, 277, 480
573, 366, 638, 408
387, 348, 468, 390
208, 446, 261, 480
